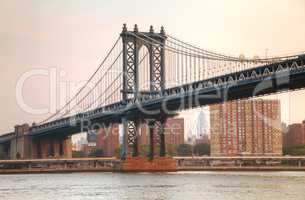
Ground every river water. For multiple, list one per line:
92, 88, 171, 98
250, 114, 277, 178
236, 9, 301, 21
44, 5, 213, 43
0, 172, 305, 200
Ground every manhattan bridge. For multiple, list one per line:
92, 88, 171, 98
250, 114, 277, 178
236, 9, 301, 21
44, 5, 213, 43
1, 24, 305, 161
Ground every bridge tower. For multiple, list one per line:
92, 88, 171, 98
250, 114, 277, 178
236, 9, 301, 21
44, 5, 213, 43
120, 24, 167, 159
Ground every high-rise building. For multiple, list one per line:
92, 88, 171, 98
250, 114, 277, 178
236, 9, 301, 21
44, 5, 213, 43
164, 118, 185, 146
186, 129, 194, 144
195, 110, 210, 145
284, 122, 305, 147
97, 124, 120, 157
196, 110, 209, 138
210, 99, 282, 156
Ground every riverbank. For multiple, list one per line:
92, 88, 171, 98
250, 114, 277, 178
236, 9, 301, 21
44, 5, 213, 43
1, 157, 305, 174
2, 166, 305, 174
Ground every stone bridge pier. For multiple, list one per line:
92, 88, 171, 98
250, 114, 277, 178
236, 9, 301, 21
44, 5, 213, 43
9, 124, 31, 159
31, 135, 72, 159
0, 124, 72, 160
0, 142, 10, 159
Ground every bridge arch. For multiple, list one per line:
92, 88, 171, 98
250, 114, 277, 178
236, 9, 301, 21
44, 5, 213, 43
138, 45, 150, 93
121, 24, 166, 100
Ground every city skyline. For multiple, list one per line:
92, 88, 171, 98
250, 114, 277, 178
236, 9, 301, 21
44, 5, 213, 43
72, 97, 288, 146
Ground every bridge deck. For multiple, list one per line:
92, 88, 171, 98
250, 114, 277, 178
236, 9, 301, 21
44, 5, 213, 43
28, 56, 305, 137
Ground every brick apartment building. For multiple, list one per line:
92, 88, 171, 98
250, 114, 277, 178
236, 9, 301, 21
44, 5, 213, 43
210, 99, 282, 156
284, 122, 305, 147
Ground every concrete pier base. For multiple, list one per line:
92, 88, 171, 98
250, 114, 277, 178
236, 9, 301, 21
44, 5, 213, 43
31, 136, 72, 159
121, 156, 177, 172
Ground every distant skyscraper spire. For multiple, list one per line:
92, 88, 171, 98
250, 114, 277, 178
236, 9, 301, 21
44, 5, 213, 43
196, 109, 208, 138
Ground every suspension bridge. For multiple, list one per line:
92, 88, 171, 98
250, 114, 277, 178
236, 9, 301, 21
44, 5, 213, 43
0, 24, 305, 163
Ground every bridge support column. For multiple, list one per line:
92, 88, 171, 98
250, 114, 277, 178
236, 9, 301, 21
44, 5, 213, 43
0, 145, 5, 159
159, 118, 166, 157
145, 116, 168, 158
121, 118, 139, 159
31, 136, 72, 159
144, 117, 167, 159
121, 118, 128, 160
63, 136, 72, 158
9, 124, 32, 159
147, 119, 155, 160
0, 145, 3, 159
129, 120, 139, 157
0, 142, 11, 159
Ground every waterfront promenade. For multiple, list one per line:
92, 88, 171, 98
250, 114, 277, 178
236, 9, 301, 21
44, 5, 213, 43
1, 156, 305, 174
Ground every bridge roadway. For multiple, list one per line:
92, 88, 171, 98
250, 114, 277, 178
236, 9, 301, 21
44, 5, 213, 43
0, 132, 14, 144
25, 55, 305, 138
1, 156, 305, 173
0, 55, 304, 159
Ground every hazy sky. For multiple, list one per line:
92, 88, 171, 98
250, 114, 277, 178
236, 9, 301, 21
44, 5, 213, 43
0, 0, 305, 133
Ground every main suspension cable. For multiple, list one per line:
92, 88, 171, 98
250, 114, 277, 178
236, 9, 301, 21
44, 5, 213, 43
39, 36, 122, 124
